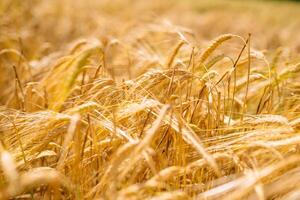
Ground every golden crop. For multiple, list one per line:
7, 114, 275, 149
1, 0, 300, 199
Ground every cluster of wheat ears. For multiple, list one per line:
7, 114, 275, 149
1, 0, 300, 199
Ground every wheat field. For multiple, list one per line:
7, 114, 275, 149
1, 0, 300, 199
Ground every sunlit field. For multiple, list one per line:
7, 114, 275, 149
1, 0, 300, 199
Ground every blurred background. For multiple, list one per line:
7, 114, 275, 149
1, 0, 300, 58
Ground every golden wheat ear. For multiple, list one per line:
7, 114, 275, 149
199, 34, 245, 64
